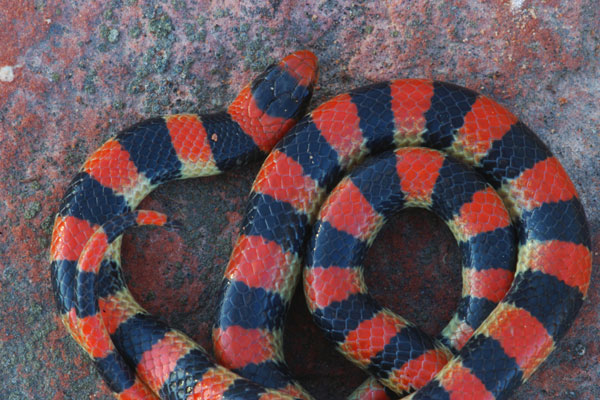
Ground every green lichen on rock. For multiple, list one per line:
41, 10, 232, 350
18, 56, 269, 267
107, 28, 120, 43
83, 70, 97, 94
171, 0, 186, 11
129, 23, 142, 38
213, 8, 231, 18
99, 24, 110, 40
148, 12, 174, 39
24, 202, 41, 220
41, 215, 53, 235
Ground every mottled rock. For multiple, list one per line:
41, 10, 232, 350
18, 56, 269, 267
0, 0, 597, 399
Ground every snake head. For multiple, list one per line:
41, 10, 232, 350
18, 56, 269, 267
228, 50, 319, 151
252, 50, 319, 121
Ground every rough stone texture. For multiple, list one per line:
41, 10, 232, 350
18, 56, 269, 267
0, 0, 598, 399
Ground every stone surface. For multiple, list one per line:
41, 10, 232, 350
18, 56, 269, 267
0, 0, 598, 399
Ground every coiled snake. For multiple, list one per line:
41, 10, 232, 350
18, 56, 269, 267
50, 50, 592, 399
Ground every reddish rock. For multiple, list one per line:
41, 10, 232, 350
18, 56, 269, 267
0, 0, 597, 399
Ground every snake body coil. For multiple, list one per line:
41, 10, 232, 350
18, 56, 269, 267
51, 51, 591, 400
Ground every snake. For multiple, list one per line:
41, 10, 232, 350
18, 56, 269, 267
50, 50, 592, 400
